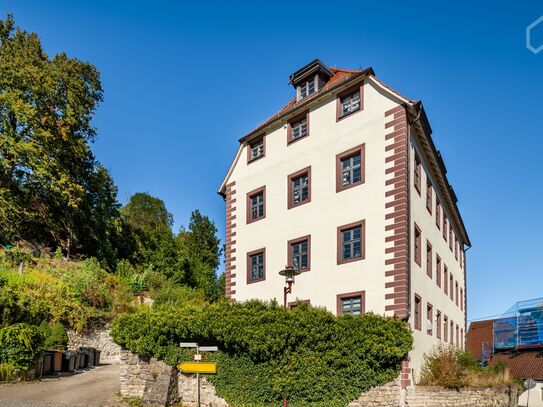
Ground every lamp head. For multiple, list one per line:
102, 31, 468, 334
279, 265, 301, 283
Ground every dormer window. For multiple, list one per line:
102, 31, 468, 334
290, 59, 333, 102
299, 79, 315, 100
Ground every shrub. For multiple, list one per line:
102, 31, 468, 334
419, 346, 511, 389
419, 346, 467, 389
128, 273, 147, 294
61, 258, 111, 309
112, 301, 412, 407
0, 248, 33, 268
38, 321, 52, 341
0, 258, 132, 331
152, 284, 207, 308
44, 322, 68, 350
115, 259, 135, 279
0, 323, 43, 376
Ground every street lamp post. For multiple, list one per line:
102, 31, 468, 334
278, 265, 301, 407
279, 265, 301, 308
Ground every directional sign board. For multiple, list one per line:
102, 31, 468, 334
178, 362, 217, 374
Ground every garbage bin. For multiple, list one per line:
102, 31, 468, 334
51, 350, 63, 372
78, 350, 86, 368
86, 348, 95, 368
73, 351, 81, 370
80, 347, 95, 368
62, 351, 76, 372
94, 349, 101, 366
43, 352, 53, 375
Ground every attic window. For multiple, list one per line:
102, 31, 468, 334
336, 83, 364, 121
288, 112, 309, 144
299, 79, 315, 100
290, 60, 333, 102
247, 135, 265, 163
340, 91, 360, 116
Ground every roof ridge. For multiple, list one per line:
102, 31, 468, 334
330, 67, 365, 74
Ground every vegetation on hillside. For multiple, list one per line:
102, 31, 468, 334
112, 301, 413, 407
0, 254, 132, 331
0, 14, 224, 300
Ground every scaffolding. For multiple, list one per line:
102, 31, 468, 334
493, 297, 543, 350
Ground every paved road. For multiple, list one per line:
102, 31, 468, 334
0, 363, 122, 407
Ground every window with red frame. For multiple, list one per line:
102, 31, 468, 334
414, 295, 422, 331
426, 179, 432, 213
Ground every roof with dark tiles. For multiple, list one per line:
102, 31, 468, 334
490, 351, 543, 380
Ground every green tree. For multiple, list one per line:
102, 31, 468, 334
120, 192, 173, 235
120, 192, 181, 280
0, 14, 118, 259
177, 210, 223, 299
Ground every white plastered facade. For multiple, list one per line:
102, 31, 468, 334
220, 73, 468, 377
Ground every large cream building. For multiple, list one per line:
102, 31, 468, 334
218, 59, 470, 383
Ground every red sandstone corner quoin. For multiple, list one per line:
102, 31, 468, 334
383, 105, 409, 321
224, 181, 236, 299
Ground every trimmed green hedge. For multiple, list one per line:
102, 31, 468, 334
112, 301, 412, 406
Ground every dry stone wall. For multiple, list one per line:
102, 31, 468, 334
349, 378, 518, 407
119, 349, 228, 407
178, 374, 228, 407
119, 350, 179, 406
348, 380, 403, 407
119, 349, 519, 407
67, 324, 121, 362
405, 385, 518, 407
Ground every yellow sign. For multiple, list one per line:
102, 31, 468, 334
178, 362, 217, 374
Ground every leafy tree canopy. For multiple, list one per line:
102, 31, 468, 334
120, 192, 173, 236
0, 14, 118, 258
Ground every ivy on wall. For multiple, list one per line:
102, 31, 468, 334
112, 301, 412, 407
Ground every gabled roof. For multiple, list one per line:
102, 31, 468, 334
239, 66, 375, 143
289, 58, 334, 86
219, 61, 471, 247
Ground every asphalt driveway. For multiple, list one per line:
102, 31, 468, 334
0, 363, 122, 407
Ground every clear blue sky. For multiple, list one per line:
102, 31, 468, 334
3, 1, 542, 322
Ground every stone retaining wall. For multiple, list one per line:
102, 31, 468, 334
405, 385, 518, 407
67, 324, 121, 362
178, 374, 228, 407
120, 350, 179, 405
348, 380, 403, 407
119, 349, 228, 407
349, 378, 518, 407
119, 350, 518, 407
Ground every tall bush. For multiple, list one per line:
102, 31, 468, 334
49, 322, 68, 350
419, 345, 512, 389
60, 258, 111, 308
112, 301, 412, 406
0, 323, 43, 377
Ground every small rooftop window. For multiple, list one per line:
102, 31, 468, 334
290, 59, 333, 102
